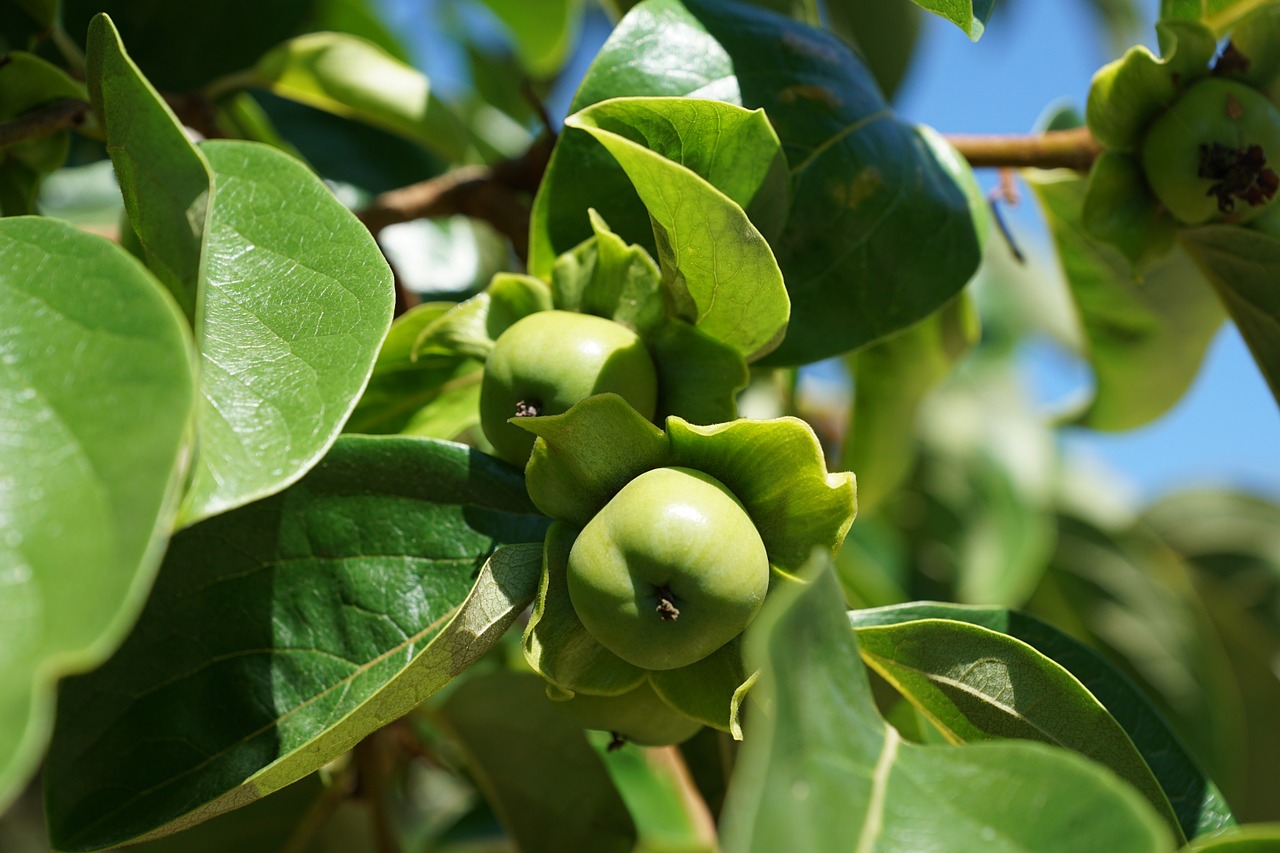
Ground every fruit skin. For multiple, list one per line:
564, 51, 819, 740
552, 680, 703, 746
566, 466, 770, 671
480, 310, 659, 466
1141, 77, 1280, 225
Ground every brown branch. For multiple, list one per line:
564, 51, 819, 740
945, 126, 1102, 172
356, 134, 555, 261
0, 98, 90, 149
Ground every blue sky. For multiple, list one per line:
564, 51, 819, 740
383, 0, 1279, 500
891, 0, 1279, 500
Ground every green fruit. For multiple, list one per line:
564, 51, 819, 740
552, 680, 703, 746
480, 310, 659, 466
567, 466, 770, 671
1141, 77, 1280, 225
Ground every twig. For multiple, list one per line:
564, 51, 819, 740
0, 98, 90, 149
356, 134, 555, 260
945, 126, 1102, 172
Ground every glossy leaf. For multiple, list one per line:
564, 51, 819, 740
719, 552, 1174, 852
909, 0, 995, 39
87, 12, 211, 320
236, 32, 467, 161
1183, 824, 1280, 851
44, 436, 548, 851
825, 0, 923, 100
435, 671, 636, 853
552, 209, 665, 335
566, 97, 790, 361
852, 617, 1185, 842
685, 0, 981, 364
1180, 225, 1280, 408
476, 0, 583, 78
0, 218, 194, 813
849, 601, 1235, 839
1028, 169, 1225, 429
181, 140, 394, 524
531, 0, 980, 365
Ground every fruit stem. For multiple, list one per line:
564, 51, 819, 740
514, 399, 542, 418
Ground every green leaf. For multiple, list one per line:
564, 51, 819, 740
44, 436, 547, 851
523, 521, 649, 695
843, 295, 979, 515
1180, 225, 1280, 408
719, 553, 1175, 853
1184, 824, 1280, 851
1027, 169, 1225, 430
434, 671, 637, 853
313, 0, 412, 64
566, 97, 790, 361
666, 416, 857, 572
344, 302, 482, 436
413, 274, 552, 363
180, 140, 394, 524
475, 0, 584, 78
851, 618, 1185, 843
234, 32, 467, 161
824, 0, 924, 100
527, 0, 741, 278
87, 12, 212, 320
0, 218, 194, 813
1159, 0, 1276, 35
551, 210, 666, 335
648, 319, 748, 425
1085, 20, 1216, 152
65, 0, 316, 92
648, 636, 754, 737
849, 601, 1236, 839
684, 1, 981, 364
908, 0, 995, 40
521, 394, 672, 530
1081, 151, 1177, 271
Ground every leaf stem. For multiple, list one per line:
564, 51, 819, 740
0, 98, 91, 149
944, 127, 1101, 172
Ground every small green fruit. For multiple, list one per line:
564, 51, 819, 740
480, 310, 658, 466
567, 466, 770, 671
552, 680, 703, 746
1141, 77, 1280, 225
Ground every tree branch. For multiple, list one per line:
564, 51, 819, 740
356, 134, 554, 260
0, 98, 91, 149
944, 127, 1102, 172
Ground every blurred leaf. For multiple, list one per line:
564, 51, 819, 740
1027, 169, 1225, 430
851, 617, 1186, 842
0, 218, 193, 813
1183, 824, 1280, 850
851, 601, 1236, 839
476, 0, 584, 78
44, 436, 548, 851
908, 0, 995, 40
1159, 0, 1273, 35
567, 97, 790, 360
65, 0, 316, 92
0, 52, 85, 205
176, 140, 393, 524
719, 552, 1174, 852
1180, 225, 1280, 409
591, 734, 718, 852
843, 295, 979, 515
824, 0, 923, 101
313, 0, 411, 63
237, 32, 467, 161
436, 672, 636, 853
86, 13, 211, 319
